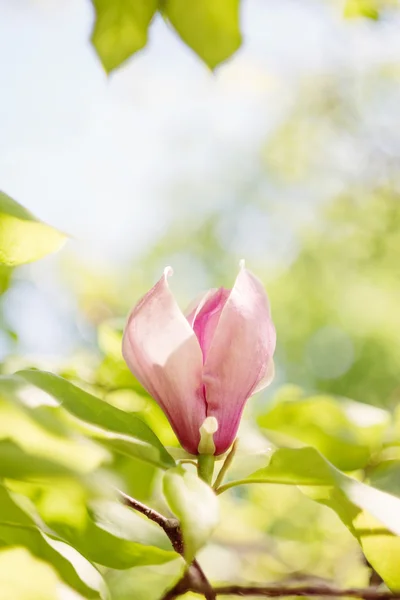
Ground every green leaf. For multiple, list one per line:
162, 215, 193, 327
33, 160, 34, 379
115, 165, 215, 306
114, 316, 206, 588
218, 446, 400, 535
0, 191, 66, 266
48, 511, 177, 569
220, 447, 337, 490
163, 466, 219, 562
0, 439, 73, 481
91, 0, 158, 73
308, 486, 400, 590
0, 484, 106, 598
258, 387, 389, 470
344, 0, 380, 19
163, 0, 241, 69
219, 446, 400, 588
16, 370, 175, 469
0, 547, 60, 600
368, 460, 400, 496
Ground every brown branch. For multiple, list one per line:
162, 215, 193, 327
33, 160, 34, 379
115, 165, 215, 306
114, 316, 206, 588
119, 491, 400, 600
119, 490, 215, 599
213, 585, 400, 598
119, 489, 183, 555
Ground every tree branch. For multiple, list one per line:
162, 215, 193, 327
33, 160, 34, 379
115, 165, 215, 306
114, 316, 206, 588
119, 489, 184, 555
212, 585, 400, 598
119, 491, 400, 600
119, 490, 215, 599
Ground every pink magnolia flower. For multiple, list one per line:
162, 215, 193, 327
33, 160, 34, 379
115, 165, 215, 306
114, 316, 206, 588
122, 263, 276, 456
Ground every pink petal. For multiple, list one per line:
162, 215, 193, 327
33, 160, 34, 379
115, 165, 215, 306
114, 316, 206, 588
191, 288, 230, 363
185, 289, 217, 328
122, 268, 206, 455
252, 359, 275, 395
203, 265, 276, 454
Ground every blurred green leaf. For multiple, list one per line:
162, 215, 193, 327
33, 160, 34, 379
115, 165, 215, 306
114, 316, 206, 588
229, 447, 337, 487
0, 265, 12, 295
0, 377, 107, 474
368, 461, 400, 496
17, 370, 175, 469
344, 0, 380, 19
0, 440, 74, 481
222, 447, 400, 587
163, 466, 219, 562
0, 547, 60, 600
0, 484, 106, 598
220, 447, 400, 536
258, 387, 389, 470
98, 318, 124, 360
48, 510, 177, 569
106, 560, 186, 600
163, 0, 241, 69
309, 486, 400, 590
0, 191, 66, 266
91, 0, 158, 73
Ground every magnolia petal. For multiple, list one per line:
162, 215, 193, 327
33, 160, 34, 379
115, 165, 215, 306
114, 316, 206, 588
203, 266, 276, 455
191, 288, 230, 363
122, 268, 206, 454
185, 289, 217, 328
252, 359, 275, 395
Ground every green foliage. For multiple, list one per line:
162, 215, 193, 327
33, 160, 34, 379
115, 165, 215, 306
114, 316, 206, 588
91, 0, 158, 73
0, 547, 61, 600
218, 446, 400, 588
163, 466, 219, 562
45, 509, 176, 569
0, 439, 75, 480
258, 386, 389, 471
344, 0, 380, 19
343, 0, 397, 19
16, 370, 175, 469
163, 0, 241, 69
0, 484, 106, 598
0, 191, 66, 266
90, 0, 241, 72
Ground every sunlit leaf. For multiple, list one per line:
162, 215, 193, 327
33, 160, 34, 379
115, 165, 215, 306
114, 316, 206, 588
344, 0, 380, 19
0, 484, 106, 598
163, 0, 241, 69
105, 560, 186, 600
258, 388, 389, 470
48, 510, 177, 569
16, 370, 175, 469
368, 460, 400, 496
308, 486, 400, 590
220, 447, 400, 535
91, 0, 158, 73
0, 191, 66, 266
0, 547, 59, 600
0, 439, 73, 481
163, 466, 219, 562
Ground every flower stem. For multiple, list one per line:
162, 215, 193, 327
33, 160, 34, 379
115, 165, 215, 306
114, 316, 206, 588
197, 454, 215, 485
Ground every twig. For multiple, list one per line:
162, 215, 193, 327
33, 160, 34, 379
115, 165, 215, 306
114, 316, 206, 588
119, 490, 400, 600
119, 490, 215, 598
193, 559, 217, 600
212, 585, 400, 598
119, 489, 183, 554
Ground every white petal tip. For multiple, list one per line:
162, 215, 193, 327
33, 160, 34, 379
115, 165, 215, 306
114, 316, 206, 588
239, 259, 246, 270
164, 266, 174, 278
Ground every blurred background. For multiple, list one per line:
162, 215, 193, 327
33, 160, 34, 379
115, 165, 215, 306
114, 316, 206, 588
1, 0, 400, 598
